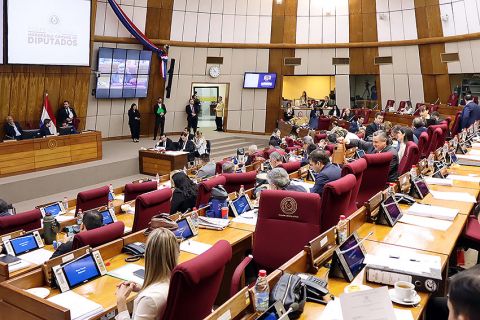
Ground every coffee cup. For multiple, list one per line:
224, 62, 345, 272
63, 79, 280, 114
394, 281, 415, 301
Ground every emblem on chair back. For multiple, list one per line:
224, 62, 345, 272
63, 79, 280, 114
279, 197, 298, 218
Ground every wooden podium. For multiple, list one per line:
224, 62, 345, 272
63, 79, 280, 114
139, 149, 188, 176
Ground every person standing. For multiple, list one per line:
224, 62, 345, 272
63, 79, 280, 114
214, 96, 225, 131
460, 94, 480, 130
128, 103, 141, 142
57, 100, 77, 128
186, 99, 199, 134
153, 97, 167, 140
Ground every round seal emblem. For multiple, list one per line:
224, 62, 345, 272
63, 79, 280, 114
425, 279, 437, 292
280, 197, 297, 215
48, 139, 58, 150
50, 15, 60, 25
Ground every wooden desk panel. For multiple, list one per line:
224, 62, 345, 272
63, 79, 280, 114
419, 186, 476, 214
0, 131, 102, 177
139, 150, 188, 176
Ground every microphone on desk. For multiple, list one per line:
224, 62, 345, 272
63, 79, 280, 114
278, 302, 299, 320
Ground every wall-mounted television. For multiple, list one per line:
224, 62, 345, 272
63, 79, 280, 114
96, 48, 152, 99
243, 72, 277, 89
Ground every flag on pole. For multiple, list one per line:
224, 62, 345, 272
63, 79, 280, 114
40, 93, 57, 135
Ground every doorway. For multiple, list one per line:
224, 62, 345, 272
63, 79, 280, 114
191, 83, 229, 129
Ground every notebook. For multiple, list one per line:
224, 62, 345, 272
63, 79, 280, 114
19, 248, 53, 265
47, 291, 104, 320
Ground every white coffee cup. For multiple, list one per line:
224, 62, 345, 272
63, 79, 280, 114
394, 281, 416, 301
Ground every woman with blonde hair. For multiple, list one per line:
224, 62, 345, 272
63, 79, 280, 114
115, 228, 179, 320
193, 130, 207, 157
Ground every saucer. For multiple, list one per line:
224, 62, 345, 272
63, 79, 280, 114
25, 287, 50, 299
388, 288, 421, 306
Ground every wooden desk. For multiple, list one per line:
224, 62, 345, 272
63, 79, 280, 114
0, 131, 102, 177
419, 186, 476, 214
139, 150, 188, 176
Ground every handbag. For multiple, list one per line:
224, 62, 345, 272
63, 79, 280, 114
143, 213, 178, 236
269, 273, 306, 319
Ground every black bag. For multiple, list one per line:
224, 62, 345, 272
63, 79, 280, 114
269, 273, 306, 319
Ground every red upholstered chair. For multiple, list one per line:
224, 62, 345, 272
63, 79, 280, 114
222, 171, 257, 194
285, 137, 301, 152
317, 117, 331, 131
196, 175, 227, 207
230, 190, 321, 295
341, 158, 367, 215
314, 133, 327, 144
324, 144, 335, 156
215, 160, 228, 174
162, 240, 232, 320
133, 188, 172, 232
464, 216, 480, 250
124, 181, 157, 202
450, 111, 462, 136
398, 141, 419, 175
397, 101, 406, 113
320, 174, 356, 232
385, 100, 395, 111
72, 221, 125, 250
447, 93, 459, 106
429, 104, 439, 113
76, 186, 109, 215
417, 131, 429, 159
278, 161, 301, 173
425, 128, 442, 157
263, 147, 286, 160
427, 124, 447, 150
413, 103, 423, 116
0, 209, 42, 236
363, 109, 373, 123
356, 153, 393, 207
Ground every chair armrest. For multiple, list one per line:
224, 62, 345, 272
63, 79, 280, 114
230, 255, 253, 298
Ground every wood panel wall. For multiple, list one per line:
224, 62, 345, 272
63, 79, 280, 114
265, 0, 297, 133
415, 0, 450, 104
137, 0, 173, 136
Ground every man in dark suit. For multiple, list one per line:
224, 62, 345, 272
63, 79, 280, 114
177, 132, 196, 162
155, 134, 174, 150
186, 99, 200, 134
365, 112, 384, 140
57, 100, 77, 128
308, 149, 341, 195
349, 115, 365, 133
412, 117, 427, 139
343, 130, 399, 182
4, 115, 23, 140
153, 97, 167, 140
460, 94, 480, 130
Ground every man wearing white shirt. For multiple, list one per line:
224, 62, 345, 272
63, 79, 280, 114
57, 100, 77, 127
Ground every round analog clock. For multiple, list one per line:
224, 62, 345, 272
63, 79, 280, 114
209, 66, 221, 78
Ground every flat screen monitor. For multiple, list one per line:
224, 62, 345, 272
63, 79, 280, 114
356, 149, 365, 158
243, 72, 277, 89
413, 179, 430, 199
99, 209, 114, 225
43, 203, 63, 216
231, 195, 252, 216
380, 196, 402, 226
63, 254, 101, 288
173, 218, 195, 241
10, 234, 40, 256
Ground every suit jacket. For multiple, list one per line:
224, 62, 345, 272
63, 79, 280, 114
413, 127, 427, 139
128, 109, 140, 126
40, 125, 53, 137
57, 107, 77, 126
460, 102, 480, 130
177, 139, 195, 153
186, 104, 200, 120
365, 122, 382, 140
269, 135, 282, 147
349, 120, 361, 133
50, 240, 73, 259
154, 103, 167, 118
310, 163, 342, 195
156, 138, 174, 150
4, 122, 23, 139
348, 140, 399, 182
197, 162, 216, 179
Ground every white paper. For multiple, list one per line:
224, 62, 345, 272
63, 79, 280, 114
406, 203, 458, 221
124, 226, 132, 234
19, 248, 53, 265
114, 194, 125, 201
399, 213, 453, 231
446, 174, 480, 183
55, 215, 74, 223
471, 142, 480, 148
107, 264, 144, 285
340, 287, 396, 320
424, 177, 453, 186
290, 181, 312, 193
232, 215, 257, 226
47, 291, 104, 320
8, 260, 32, 272
467, 149, 480, 155
179, 240, 212, 255
394, 309, 414, 320
430, 190, 476, 203
321, 299, 414, 320
457, 154, 480, 161
164, 151, 188, 156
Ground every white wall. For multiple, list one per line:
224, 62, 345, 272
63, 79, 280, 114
95, 0, 147, 38
296, 0, 349, 44
376, 0, 417, 42
164, 46, 269, 133
170, 0, 272, 43
444, 40, 480, 74
440, 0, 480, 36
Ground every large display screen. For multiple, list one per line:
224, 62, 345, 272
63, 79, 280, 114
7, 0, 91, 66
243, 72, 277, 89
96, 48, 152, 99
63, 254, 100, 288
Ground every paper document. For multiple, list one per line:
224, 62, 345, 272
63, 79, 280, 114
394, 309, 414, 320
114, 194, 125, 201
47, 291, 104, 320
424, 177, 453, 186
290, 181, 312, 193
107, 264, 144, 285
180, 240, 212, 255
20, 248, 53, 265
232, 212, 257, 226
400, 214, 453, 231
164, 151, 188, 156
457, 154, 480, 161
406, 203, 458, 221
197, 217, 230, 230
446, 174, 480, 183
55, 215, 74, 223
340, 287, 396, 320
467, 149, 480, 155
8, 260, 32, 272
471, 142, 480, 148
430, 190, 476, 203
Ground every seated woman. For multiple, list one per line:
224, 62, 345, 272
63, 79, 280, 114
283, 102, 294, 122
115, 228, 179, 320
392, 126, 416, 162
328, 105, 341, 118
193, 130, 207, 158
269, 128, 282, 147
341, 108, 354, 121
169, 170, 198, 214
40, 119, 56, 137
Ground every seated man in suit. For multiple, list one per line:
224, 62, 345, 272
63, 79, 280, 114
50, 210, 103, 259
309, 149, 341, 195
155, 134, 174, 150
267, 168, 307, 193
269, 151, 283, 169
177, 132, 196, 162
0, 198, 13, 217
222, 161, 235, 174
4, 115, 23, 140
40, 119, 56, 137
342, 130, 399, 182
412, 117, 427, 139
426, 111, 441, 127
196, 153, 216, 179
349, 115, 365, 133
365, 112, 384, 140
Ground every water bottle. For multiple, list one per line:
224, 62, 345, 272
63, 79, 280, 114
428, 153, 435, 169
443, 142, 448, 158
388, 183, 396, 197
190, 207, 199, 229
156, 173, 160, 190
254, 270, 270, 313
239, 185, 245, 196
337, 215, 348, 244
76, 208, 83, 225
62, 197, 69, 211
410, 165, 417, 180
